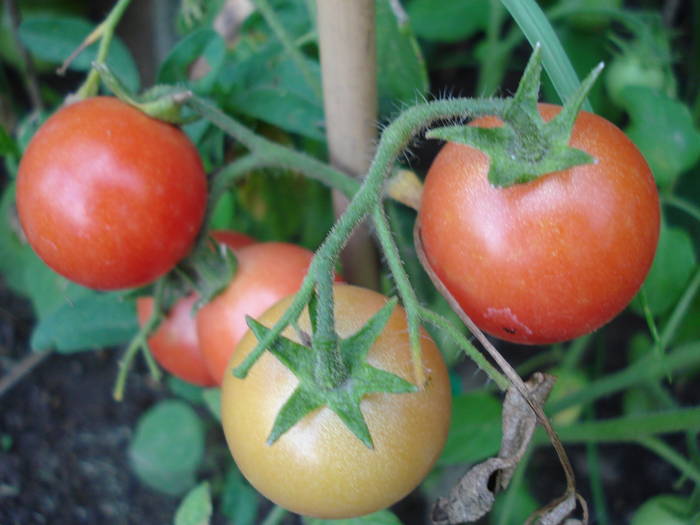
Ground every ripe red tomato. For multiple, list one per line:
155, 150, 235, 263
221, 284, 451, 519
16, 97, 207, 290
197, 242, 336, 384
136, 231, 255, 387
418, 104, 660, 344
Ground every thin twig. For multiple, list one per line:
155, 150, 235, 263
414, 222, 587, 523
0, 349, 52, 398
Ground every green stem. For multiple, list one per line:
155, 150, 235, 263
560, 333, 592, 371
655, 265, 700, 354
638, 435, 700, 486
113, 279, 165, 401
251, 0, 322, 99
542, 405, 700, 444
663, 194, 700, 223
260, 505, 287, 525
418, 306, 509, 391
548, 342, 700, 414
76, 0, 132, 99
372, 205, 425, 384
187, 95, 359, 198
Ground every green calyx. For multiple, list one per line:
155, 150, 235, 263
245, 296, 417, 449
176, 237, 239, 311
92, 62, 197, 124
427, 44, 603, 188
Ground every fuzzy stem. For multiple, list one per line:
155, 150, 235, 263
75, 0, 133, 100
113, 279, 164, 401
187, 96, 360, 198
231, 97, 506, 378
372, 205, 425, 385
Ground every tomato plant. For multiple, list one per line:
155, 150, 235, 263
136, 231, 255, 387
16, 96, 207, 290
419, 104, 660, 344
196, 242, 338, 384
221, 284, 452, 519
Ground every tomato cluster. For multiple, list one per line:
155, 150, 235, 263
16, 94, 660, 520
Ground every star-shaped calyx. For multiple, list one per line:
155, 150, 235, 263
245, 297, 417, 449
426, 44, 604, 188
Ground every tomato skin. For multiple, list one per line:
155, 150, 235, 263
136, 230, 255, 387
16, 97, 207, 290
418, 104, 660, 344
221, 284, 451, 519
197, 242, 333, 384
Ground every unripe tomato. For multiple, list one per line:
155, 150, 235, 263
196, 242, 337, 384
16, 97, 207, 290
136, 231, 255, 387
418, 104, 659, 344
221, 284, 452, 519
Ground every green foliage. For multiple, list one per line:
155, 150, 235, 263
407, 0, 490, 43
304, 510, 404, 525
175, 482, 213, 525
220, 467, 260, 525
129, 400, 205, 496
18, 14, 139, 91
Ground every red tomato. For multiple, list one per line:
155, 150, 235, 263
16, 97, 207, 290
418, 104, 660, 344
136, 230, 255, 387
197, 242, 335, 384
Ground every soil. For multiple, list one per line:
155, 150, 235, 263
0, 284, 179, 525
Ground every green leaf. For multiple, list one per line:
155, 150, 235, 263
438, 391, 502, 465
220, 467, 260, 525
407, 0, 489, 43
623, 87, 700, 188
0, 124, 19, 157
168, 377, 205, 405
219, 45, 324, 140
129, 400, 205, 496
202, 388, 222, 422
30, 293, 137, 352
304, 509, 404, 525
632, 224, 696, 317
174, 482, 212, 525
18, 14, 140, 92
0, 182, 89, 319
376, 0, 429, 116
157, 29, 226, 94
501, 0, 592, 111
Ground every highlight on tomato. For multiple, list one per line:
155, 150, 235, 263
16, 96, 207, 290
221, 284, 452, 519
136, 230, 255, 387
418, 103, 660, 344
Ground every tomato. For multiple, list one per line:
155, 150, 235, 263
136, 231, 255, 387
221, 284, 451, 519
16, 97, 207, 290
197, 242, 337, 384
418, 104, 659, 344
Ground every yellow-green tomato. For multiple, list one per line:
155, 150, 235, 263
221, 284, 452, 519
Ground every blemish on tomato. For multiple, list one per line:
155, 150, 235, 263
484, 307, 533, 336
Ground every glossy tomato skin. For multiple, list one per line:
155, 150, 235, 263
221, 284, 451, 519
136, 230, 255, 387
197, 242, 334, 384
16, 97, 207, 290
419, 104, 659, 344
